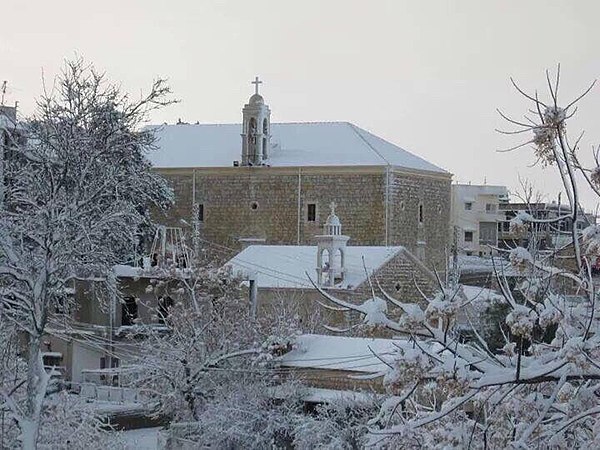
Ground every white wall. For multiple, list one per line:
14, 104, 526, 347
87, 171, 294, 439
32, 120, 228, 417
71, 341, 104, 384
451, 184, 508, 256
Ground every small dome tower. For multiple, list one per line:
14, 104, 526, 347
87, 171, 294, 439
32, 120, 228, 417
241, 76, 271, 166
316, 202, 350, 287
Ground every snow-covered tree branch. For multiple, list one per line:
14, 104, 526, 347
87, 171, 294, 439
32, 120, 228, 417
0, 58, 174, 449
311, 68, 600, 448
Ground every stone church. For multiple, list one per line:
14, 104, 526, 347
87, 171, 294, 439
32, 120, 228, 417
149, 79, 452, 268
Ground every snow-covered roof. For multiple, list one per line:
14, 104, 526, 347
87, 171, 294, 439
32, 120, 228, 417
457, 255, 516, 275
278, 334, 401, 373
112, 264, 193, 280
113, 264, 143, 278
461, 284, 505, 303
147, 122, 447, 173
453, 184, 509, 197
225, 245, 404, 290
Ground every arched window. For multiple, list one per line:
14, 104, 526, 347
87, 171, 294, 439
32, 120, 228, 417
321, 249, 330, 271
332, 249, 343, 282
320, 248, 331, 284
248, 118, 257, 147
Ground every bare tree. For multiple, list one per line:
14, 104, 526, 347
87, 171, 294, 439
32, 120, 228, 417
310, 68, 600, 448
0, 58, 174, 449
128, 261, 302, 421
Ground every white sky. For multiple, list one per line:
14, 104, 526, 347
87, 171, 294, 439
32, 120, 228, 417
2, 0, 600, 210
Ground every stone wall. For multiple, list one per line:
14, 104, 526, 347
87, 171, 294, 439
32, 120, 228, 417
154, 166, 387, 250
281, 367, 385, 392
388, 168, 452, 269
154, 165, 452, 263
354, 252, 435, 311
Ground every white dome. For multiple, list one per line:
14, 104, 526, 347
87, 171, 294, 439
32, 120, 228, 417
249, 93, 264, 105
326, 213, 341, 227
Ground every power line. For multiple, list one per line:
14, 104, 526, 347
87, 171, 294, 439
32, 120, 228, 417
46, 318, 400, 372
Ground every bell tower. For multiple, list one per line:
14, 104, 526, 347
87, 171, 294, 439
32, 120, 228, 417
316, 202, 350, 287
241, 76, 271, 166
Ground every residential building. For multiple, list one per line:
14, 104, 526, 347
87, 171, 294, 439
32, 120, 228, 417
498, 201, 595, 250
450, 184, 509, 257
44, 226, 189, 384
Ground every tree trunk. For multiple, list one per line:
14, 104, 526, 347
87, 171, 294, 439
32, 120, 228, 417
20, 333, 49, 450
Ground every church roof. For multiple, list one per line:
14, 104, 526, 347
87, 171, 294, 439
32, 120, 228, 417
147, 121, 447, 173
225, 244, 404, 290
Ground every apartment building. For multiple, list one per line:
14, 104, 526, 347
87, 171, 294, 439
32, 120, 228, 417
451, 184, 509, 256
498, 201, 595, 249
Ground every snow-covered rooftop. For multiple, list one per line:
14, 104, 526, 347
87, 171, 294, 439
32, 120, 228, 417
278, 334, 401, 373
147, 122, 447, 173
452, 184, 509, 197
225, 245, 404, 290
113, 264, 143, 278
457, 254, 515, 275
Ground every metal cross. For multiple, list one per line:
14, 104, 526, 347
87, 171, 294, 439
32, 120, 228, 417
330, 201, 337, 215
251, 76, 262, 95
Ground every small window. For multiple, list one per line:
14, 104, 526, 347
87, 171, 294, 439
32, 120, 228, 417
100, 357, 119, 370
418, 204, 424, 224
307, 203, 317, 222
416, 241, 426, 260
485, 203, 497, 214
197, 203, 204, 222
464, 231, 473, 242
464, 202, 473, 211
121, 297, 138, 326
54, 289, 73, 315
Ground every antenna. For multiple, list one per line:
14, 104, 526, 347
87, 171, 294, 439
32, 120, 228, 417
1, 81, 7, 105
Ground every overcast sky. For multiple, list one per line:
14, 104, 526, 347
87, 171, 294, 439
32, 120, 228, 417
2, 0, 600, 210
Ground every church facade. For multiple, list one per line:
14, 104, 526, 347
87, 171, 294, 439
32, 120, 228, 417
149, 80, 452, 268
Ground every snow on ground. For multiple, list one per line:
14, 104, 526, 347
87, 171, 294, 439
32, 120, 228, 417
122, 427, 162, 450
